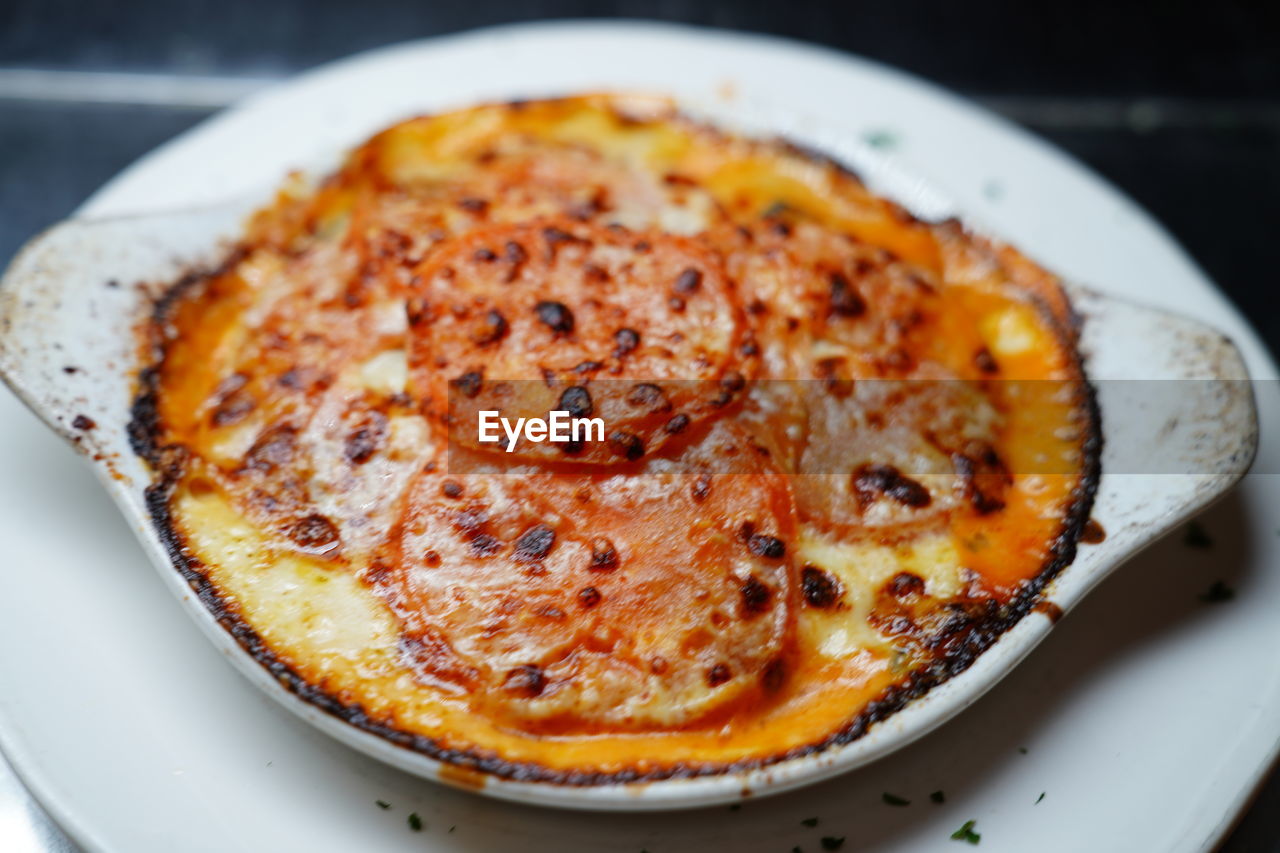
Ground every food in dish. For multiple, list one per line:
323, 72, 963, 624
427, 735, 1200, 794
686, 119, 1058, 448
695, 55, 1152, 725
131, 94, 1098, 781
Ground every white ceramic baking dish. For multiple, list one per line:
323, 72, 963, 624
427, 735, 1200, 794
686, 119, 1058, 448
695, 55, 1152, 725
0, 178, 1257, 810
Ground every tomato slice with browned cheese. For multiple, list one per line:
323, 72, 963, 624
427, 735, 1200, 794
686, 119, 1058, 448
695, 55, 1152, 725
373, 419, 796, 732
406, 218, 756, 465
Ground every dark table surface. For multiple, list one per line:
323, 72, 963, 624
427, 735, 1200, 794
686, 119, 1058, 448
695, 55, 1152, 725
1, 2, 1277, 850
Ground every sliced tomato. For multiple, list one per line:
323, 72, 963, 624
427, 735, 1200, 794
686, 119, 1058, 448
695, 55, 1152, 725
717, 219, 956, 381
407, 218, 756, 465
374, 420, 796, 732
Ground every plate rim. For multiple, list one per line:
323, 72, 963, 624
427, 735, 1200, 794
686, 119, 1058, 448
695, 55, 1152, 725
1, 17, 1276, 850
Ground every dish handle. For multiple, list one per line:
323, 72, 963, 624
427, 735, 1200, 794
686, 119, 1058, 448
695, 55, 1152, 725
0, 200, 257, 446
1048, 284, 1258, 603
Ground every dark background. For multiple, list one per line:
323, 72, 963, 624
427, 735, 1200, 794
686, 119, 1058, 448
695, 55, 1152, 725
3, 1, 1278, 354
1, 1, 1277, 849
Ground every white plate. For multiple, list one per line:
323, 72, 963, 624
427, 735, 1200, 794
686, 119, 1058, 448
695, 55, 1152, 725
0, 19, 1276, 851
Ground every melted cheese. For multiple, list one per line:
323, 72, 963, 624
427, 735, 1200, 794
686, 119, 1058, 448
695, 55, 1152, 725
142, 94, 1094, 777
178, 488, 400, 667
798, 527, 966, 660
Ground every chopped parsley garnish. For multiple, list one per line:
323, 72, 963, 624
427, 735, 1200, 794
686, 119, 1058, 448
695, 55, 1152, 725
407, 812, 423, 832
729, 803, 742, 812
951, 820, 981, 844
1017, 747, 1028, 755
449, 825, 456, 833
863, 130, 899, 151
375, 799, 391, 810
882, 792, 911, 806
930, 790, 946, 804
801, 817, 820, 827
820, 838, 846, 851
1035, 792, 1046, 804
1199, 580, 1235, 603
1184, 521, 1213, 549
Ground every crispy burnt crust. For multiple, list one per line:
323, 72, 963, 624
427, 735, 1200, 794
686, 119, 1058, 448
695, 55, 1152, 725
127, 110, 1102, 785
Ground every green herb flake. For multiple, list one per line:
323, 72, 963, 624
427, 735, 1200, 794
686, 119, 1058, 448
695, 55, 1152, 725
882, 792, 911, 806
951, 820, 981, 845
1018, 747, 1028, 755
375, 799, 391, 810
930, 790, 946, 804
821, 837, 846, 851
1199, 580, 1235, 603
1184, 521, 1214, 549
729, 803, 742, 812
793, 848, 804, 853
407, 813, 423, 832
863, 130, 899, 151
801, 817, 820, 827
1035, 792, 1046, 804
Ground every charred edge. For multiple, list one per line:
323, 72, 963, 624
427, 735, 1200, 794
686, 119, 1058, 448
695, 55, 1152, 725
125, 97, 1103, 787
128, 365, 163, 462
128, 247, 248, 464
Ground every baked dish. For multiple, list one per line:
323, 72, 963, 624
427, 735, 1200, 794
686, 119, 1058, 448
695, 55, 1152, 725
131, 95, 1099, 782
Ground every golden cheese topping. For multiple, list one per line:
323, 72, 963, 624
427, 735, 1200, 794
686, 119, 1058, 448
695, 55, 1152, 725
133, 94, 1098, 781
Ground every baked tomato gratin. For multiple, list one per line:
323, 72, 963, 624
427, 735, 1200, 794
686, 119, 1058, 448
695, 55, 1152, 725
131, 95, 1099, 782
